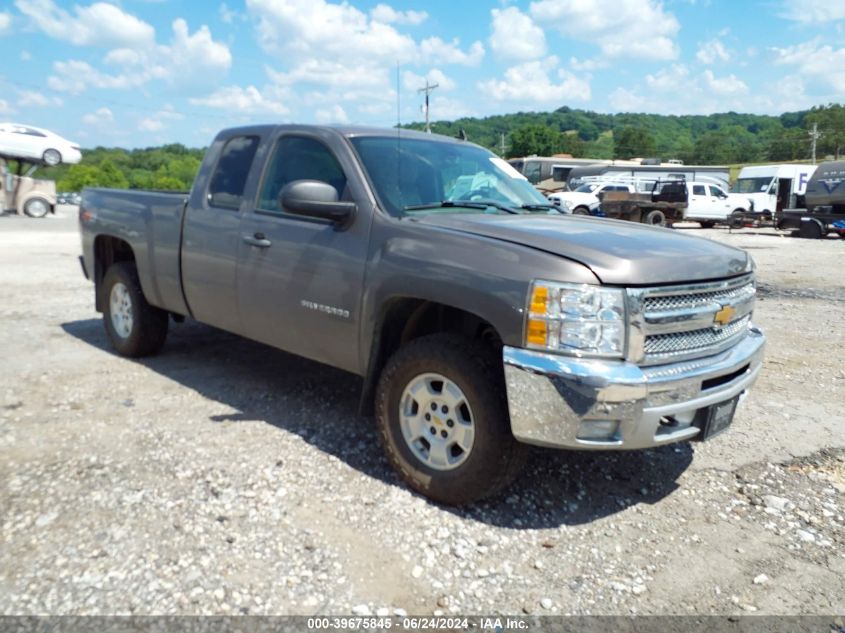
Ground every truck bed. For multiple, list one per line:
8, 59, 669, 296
80, 188, 189, 315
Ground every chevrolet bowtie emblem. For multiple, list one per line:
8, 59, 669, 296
713, 305, 736, 327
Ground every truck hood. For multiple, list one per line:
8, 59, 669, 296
414, 214, 749, 285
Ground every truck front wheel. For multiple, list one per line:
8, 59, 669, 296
102, 262, 169, 357
375, 334, 526, 505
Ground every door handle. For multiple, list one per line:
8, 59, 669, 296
242, 233, 272, 248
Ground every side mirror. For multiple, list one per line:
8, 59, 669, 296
279, 180, 356, 229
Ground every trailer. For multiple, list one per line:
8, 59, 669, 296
777, 160, 845, 239
567, 163, 730, 191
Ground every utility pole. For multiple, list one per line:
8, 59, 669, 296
417, 80, 438, 133
500, 132, 506, 157
809, 122, 821, 164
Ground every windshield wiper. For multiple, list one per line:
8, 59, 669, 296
403, 200, 520, 215
519, 203, 564, 213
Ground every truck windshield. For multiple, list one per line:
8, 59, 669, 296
350, 136, 552, 217
732, 177, 773, 194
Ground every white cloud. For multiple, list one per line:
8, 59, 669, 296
0, 99, 15, 115
17, 90, 62, 107
15, 0, 155, 48
772, 39, 845, 93
645, 64, 689, 90
420, 37, 484, 66
570, 57, 609, 71
248, 0, 418, 64
530, 0, 679, 60
190, 85, 289, 115
608, 87, 649, 112
478, 57, 591, 103
778, 0, 845, 23
315, 105, 350, 124
269, 60, 386, 89
48, 60, 148, 94
370, 4, 427, 25
20, 50, 32, 61
696, 39, 730, 64
219, 2, 239, 24
402, 68, 456, 92
0, 11, 12, 33
82, 107, 114, 125
50, 18, 231, 92
702, 69, 748, 96
138, 105, 183, 132
489, 7, 546, 60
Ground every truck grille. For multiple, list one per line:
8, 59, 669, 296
629, 274, 755, 365
644, 315, 751, 356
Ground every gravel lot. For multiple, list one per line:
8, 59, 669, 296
1, 208, 843, 616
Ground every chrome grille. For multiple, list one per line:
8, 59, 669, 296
629, 274, 756, 365
643, 282, 756, 313
644, 315, 750, 357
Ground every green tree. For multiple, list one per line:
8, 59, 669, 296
614, 126, 656, 159
805, 104, 845, 158
509, 124, 562, 157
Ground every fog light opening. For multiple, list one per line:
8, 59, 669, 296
577, 420, 620, 442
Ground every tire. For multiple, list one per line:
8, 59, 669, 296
23, 197, 50, 218
798, 219, 823, 240
42, 149, 61, 166
102, 262, 169, 357
729, 212, 745, 229
573, 206, 590, 215
699, 221, 716, 229
375, 333, 527, 505
641, 209, 666, 226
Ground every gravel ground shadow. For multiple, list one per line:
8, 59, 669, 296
62, 318, 693, 528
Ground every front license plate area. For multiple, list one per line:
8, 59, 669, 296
694, 396, 739, 441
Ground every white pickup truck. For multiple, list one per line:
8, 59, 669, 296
685, 181, 751, 228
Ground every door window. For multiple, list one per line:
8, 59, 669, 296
258, 136, 347, 213
708, 185, 724, 197
207, 135, 260, 210
692, 185, 706, 196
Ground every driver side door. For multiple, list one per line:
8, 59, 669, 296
236, 133, 370, 374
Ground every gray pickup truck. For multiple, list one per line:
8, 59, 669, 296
79, 125, 765, 505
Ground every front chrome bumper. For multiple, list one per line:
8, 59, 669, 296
503, 325, 765, 450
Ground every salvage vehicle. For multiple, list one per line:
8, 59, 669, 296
0, 123, 82, 166
684, 181, 752, 228
78, 125, 766, 505
595, 178, 688, 226
1, 156, 56, 218
777, 160, 845, 239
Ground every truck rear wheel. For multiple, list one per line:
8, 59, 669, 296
641, 209, 666, 226
375, 334, 526, 505
799, 218, 824, 239
102, 262, 169, 357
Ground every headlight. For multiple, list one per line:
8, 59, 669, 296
525, 281, 626, 358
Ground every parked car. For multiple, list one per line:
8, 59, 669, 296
78, 124, 765, 505
548, 181, 635, 214
0, 123, 82, 166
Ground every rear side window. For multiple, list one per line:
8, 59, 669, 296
208, 135, 260, 210
693, 185, 706, 195
257, 136, 347, 213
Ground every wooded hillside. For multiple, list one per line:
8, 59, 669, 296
34, 104, 845, 192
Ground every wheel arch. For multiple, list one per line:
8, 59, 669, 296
359, 298, 504, 416
93, 235, 137, 311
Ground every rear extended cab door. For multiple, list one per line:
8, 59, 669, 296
181, 130, 264, 335
235, 128, 375, 375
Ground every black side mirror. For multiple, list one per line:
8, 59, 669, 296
279, 180, 356, 229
